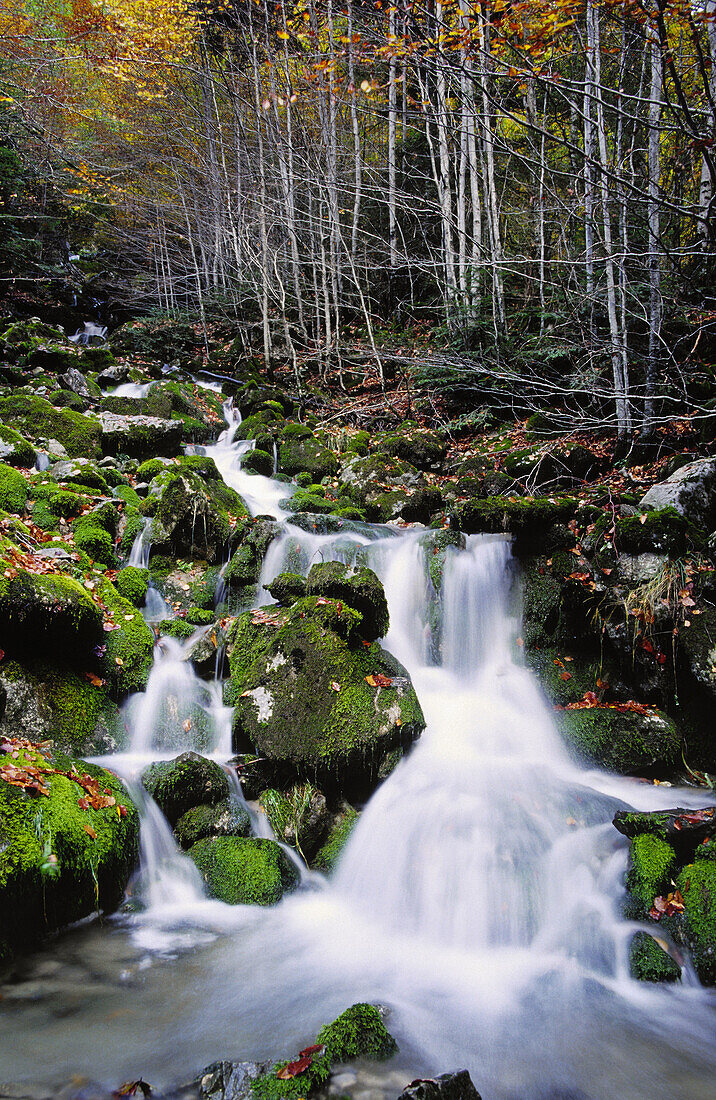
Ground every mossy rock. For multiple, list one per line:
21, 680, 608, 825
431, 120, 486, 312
150, 469, 247, 563
0, 658, 124, 756
629, 931, 681, 982
225, 600, 424, 798
555, 706, 680, 775
50, 458, 109, 494
115, 566, 149, 607
137, 458, 171, 481
48, 490, 83, 518
311, 804, 358, 873
0, 463, 28, 514
400, 487, 444, 524
263, 572, 307, 606
305, 561, 389, 641
186, 607, 215, 626
0, 566, 103, 665
157, 617, 196, 640
72, 516, 116, 568
278, 436, 338, 481
0, 424, 36, 468
615, 507, 705, 556
141, 751, 230, 826
0, 394, 102, 458
241, 448, 275, 476
418, 529, 466, 592
96, 577, 155, 697
189, 835, 298, 905
0, 743, 139, 955
626, 834, 677, 917
281, 490, 337, 516
676, 859, 716, 984
174, 799, 251, 849
372, 426, 447, 472
339, 452, 422, 494
251, 1002, 397, 1100
455, 496, 577, 555
258, 784, 328, 860
112, 484, 143, 510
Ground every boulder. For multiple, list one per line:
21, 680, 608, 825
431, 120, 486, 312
223, 518, 280, 591
640, 457, 716, 530
455, 496, 577, 555
241, 448, 274, 476
305, 560, 389, 641
188, 836, 298, 905
225, 598, 424, 797
197, 1060, 268, 1100
311, 803, 359, 872
0, 394, 102, 458
339, 452, 423, 492
0, 463, 28, 514
96, 577, 155, 697
278, 433, 338, 481
555, 705, 680, 774
58, 367, 99, 400
676, 858, 716, 984
397, 1071, 482, 1100
263, 572, 307, 606
0, 566, 103, 665
0, 425, 36, 468
149, 468, 248, 563
258, 784, 329, 861
401, 487, 444, 524
96, 364, 130, 387
0, 740, 139, 958
174, 799, 251, 849
50, 457, 109, 493
629, 931, 681, 983
0, 659, 123, 756
372, 425, 447, 472
115, 565, 149, 607
98, 412, 184, 459
141, 752, 230, 826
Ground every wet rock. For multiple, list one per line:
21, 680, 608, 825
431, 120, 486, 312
305, 561, 389, 641
96, 364, 129, 387
0, 424, 36, 468
174, 799, 251, 849
675, 858, 716, 984
241, 448, 274, 476
613, 807, 715, 849
419, 529, 466, 592
629, 931, 681, 982
141, 752, 230, 826
0, 565, 103, 665
455, 496, 577, 555
396, 1070, 482, 1100
225, 598, 424, 798
188, 835, 298, 905
196, 1060, 268, 1100
50, 458, 109, 493
278, 430, 338, 481
263, 572, 307, 606
554, 706, 680, 774
58, 368, 98, 400
184, 619, 232, 678
224, 519, 280, 592
149, 467, 248, 563
258, 783, 329, 860
640, 457, 716, 530
400, 487, 444, 524
0, 742, 139, 958
372, 425, 447, 472
98, 412, 183, 460
311, 803, 359, 872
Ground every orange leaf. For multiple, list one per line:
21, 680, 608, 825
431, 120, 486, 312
84, 823, 97, 839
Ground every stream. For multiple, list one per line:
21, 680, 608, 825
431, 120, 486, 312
1, 407, 715, 1099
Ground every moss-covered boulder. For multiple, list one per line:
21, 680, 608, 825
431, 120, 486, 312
455, 496, 577, 555
0, 659, 123, 756
0, 740, 139, 957
305, 561, 389, 641
676, 858, 716, 984
0, 424, 36, 468
311, 803, 358, 872
189, 836, 298, 905
339, 452, 422, 494
224, 518, 280, 593
141, 751, 230, 826
0, 463, 28, 514
242, 448, 275, 476
640, 456, 716, 530
96, 577, 155, 697
555, 705, 680, 774
278, 432, 338, 481
98, 411, 184, 459
629, 931, 681, 982
149, 468, 248, 563
372, 425, 447, 472
0, 566, 103, 665
251, 1003, 397, 1100
263, 572, 307, 606
419, 529, 466, 592
625, 834, 677, 917
50, 457, 109, 494
401, 487, 444, 524
115, 565, 149, 607
615, 507, 705, 556
0, 394, 102, 458
225, 598, 424, 797
174, 799, 251, 849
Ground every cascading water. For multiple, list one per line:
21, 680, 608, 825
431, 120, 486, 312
2, 413, 715, 1099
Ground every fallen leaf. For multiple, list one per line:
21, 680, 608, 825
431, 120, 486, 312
331, 681, 340, 692
84, 823, 97, 839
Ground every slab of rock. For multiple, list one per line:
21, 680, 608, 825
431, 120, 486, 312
98, 412, 183, 459
397, 1070, 482, 1100
196, 1060, 268, 1100
640, 457, 716, 530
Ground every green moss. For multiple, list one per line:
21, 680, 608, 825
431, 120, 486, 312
115, 566, 149, 606
316, 1003, 398, 1063
189, 835, 299, 904
158, 618, 196, 640
0, 463, 28, 514
73, 518, 116, 567
629, 931, 681, 982
626, 834, 677, 915
555, 706, 680, 774
48, 490, 82, 518
306, 561, 389, 641
54, 461, 109, 494
0, 567, 103, 663
241, 449, 274, 476
278, 436, 338, 481
0, 744, 139, 953
137, 458, 169, 481
455, 495, 577, 553
96, 577, 154, 696
282, 490, 336, 516
113, 484, 143, 510
141, 752, 229, 825
0, 395, 101, 458
616, 507, 705, 556
185, 607, 215, 626
263, 572, 307, 606
677, 859, 716, 984
0, 424, 36, 468
312, 807, 358, 872
30, 499, 60, 531
173, 799, 251, 849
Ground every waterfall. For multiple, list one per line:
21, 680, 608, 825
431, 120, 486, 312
68, 321, 108, 344
3, 410, 715, 1098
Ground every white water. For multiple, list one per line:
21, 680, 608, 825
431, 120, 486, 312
203, 400, 290, 520
2, 414, 716, 1098
69, 320, 108, 344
